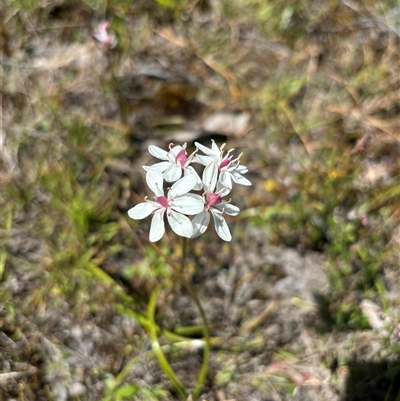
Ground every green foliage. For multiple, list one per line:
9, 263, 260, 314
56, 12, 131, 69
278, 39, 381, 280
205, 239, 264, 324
123, 246, 172, 282
5, 0, 41, 13
104, 374, 169, 401
155, 0, 189, 10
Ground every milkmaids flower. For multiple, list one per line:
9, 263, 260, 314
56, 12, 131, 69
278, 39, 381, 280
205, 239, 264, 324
194, 140, 251, 189
92, 21, 117, 50
192, 162, 240, 242
128, 169, 204, 242
144, 143, 202, 189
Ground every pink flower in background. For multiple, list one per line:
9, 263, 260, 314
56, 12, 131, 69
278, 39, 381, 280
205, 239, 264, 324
92, 21, 117, 50
393, 324, 400, 341
359, 213, 369, 226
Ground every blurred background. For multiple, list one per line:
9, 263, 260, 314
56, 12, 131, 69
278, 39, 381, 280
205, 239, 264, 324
1, 0, 399, 400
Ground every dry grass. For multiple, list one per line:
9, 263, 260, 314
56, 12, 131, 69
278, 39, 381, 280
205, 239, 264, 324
1, 1, 399, 400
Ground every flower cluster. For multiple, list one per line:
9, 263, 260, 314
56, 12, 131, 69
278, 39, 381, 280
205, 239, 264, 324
128, 141, 251, 242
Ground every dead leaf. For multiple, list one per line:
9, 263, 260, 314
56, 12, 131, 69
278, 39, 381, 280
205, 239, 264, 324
202, 111, 251, 137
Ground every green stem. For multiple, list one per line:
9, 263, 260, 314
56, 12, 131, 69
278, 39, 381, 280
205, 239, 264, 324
180, 236, 187, 274
151, 242, 211, 399
148, 286, 186, 399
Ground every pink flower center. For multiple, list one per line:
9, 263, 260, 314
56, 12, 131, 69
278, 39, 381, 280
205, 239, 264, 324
206, 193, 221, 208
175, 148, 188, 167
155, 195, 169, 209
219, 156, 232, 170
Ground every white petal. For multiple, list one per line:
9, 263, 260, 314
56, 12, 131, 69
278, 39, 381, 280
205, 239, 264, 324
202, 162, 218, 193
210, 139, 220, 154
213, 201, 240, 216
148, 200, 161, 208
128, 202, 154, 219
231, 171, 252, 186
195, 141, 219, 157
163, 164, 182, 182
169, 174, 197, 198
192, 211, 210, 238
143, 161, 171, 172
148, 145, 168, 160
146, 169, 164, 197
149, 210, 165, 242
194, 154, 215, 166
236, 165, 248, 174
211, 210, 232, 241
219, 171, 232, 189
216, 180, 231, 197
184, 166, 203, 190
167, 210, 193, 238
172, 194, 204, 215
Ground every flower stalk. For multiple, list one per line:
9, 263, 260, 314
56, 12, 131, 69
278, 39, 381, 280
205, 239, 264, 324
150, 242, 211, 399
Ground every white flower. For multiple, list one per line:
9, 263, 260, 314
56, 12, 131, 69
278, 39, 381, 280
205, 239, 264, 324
194, 140, 251, 189
128, 169, 204, 242
192, 162, 240, 241
144, 143, 202, 189
92, 21, 117, 50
